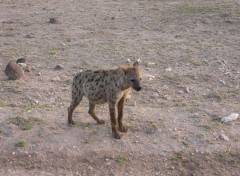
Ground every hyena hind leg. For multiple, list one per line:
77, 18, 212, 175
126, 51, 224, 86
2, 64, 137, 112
68, 95, 83, 125
88, 102, 105, 124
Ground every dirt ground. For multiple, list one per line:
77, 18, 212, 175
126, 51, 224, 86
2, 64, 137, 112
0, 0, 240, 175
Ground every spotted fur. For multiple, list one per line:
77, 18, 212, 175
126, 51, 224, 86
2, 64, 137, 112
68, 62, 142, 139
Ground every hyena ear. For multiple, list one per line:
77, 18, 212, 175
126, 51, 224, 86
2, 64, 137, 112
133, 61, 139, 67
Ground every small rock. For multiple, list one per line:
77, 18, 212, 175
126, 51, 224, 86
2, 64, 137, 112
219, 133, 229, 141
106, 162, 111, 166
5, 61, 25, 80
49, 18, 58, 24
219, 80, 226, 85
185, 87, 190, 93
178, 90, 184, 94
25, 34, 35, 38
51, 76, 60, 82
148, 75, 156, 81
60, 41, 66, 46
151, 92, 159, 98
221, 113, 239, 123
54, 64, 64, 70
36, 72, 41, 76
33, 100, 39, 104
88, 166, 93, 170
165, 67, 172, 72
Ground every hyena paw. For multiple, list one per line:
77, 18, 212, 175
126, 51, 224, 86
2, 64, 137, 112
97, 119, 105, 125
68, 120, 75, 126
119, 126, 128, 133
113, 132, 122, 139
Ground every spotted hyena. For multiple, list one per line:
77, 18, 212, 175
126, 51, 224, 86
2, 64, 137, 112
68, 61, 142, 139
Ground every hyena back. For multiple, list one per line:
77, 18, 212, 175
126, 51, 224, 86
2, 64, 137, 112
68, 62, 142, 139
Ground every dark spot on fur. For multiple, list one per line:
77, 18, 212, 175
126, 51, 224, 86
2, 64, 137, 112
88, 77, 94, 82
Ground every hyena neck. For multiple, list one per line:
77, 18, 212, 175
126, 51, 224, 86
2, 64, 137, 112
119, 69, 131, 90
121, 81, 131, 90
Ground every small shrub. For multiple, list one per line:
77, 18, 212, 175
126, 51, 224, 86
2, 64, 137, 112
16, 140, 26, 147
206, 92, 222, 102
0, 102, 6, 107
115, 155, 128, 165
48, 49, 58, 55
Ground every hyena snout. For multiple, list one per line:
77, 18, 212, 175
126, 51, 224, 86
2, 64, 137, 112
130, 79, 142, 91
135, 86, 142, 91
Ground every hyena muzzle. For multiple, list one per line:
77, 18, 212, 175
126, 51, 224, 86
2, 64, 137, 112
68, 62, 142, 139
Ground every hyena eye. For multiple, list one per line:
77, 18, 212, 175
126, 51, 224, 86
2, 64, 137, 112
140, 78, 142, 81
130, 79, 136, 83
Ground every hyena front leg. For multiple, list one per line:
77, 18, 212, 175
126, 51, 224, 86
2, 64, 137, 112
109, 101, 122, 139
88, 102, 105, 124
118, 97, 128, 132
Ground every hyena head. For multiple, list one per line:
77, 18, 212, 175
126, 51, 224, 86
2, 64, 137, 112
125, 61, 142, 91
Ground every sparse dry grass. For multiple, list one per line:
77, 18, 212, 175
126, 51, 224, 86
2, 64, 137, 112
15, 140, 26, 147
115, 155, 128, 165
0, 102, 6, 107
7, 115, 45, 130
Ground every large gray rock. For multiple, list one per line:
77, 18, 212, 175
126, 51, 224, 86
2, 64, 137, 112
4, 61, 25, 80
